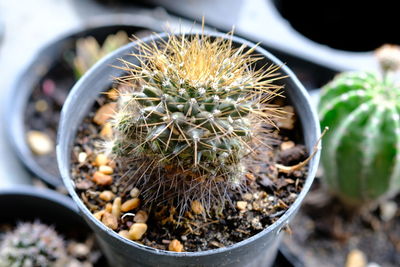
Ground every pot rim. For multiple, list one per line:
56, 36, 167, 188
5, 13, 164, 188
0, 185, 78, 214
58, 30, 321, 257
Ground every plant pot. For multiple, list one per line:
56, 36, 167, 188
273, 0, 398, 52
6, 15, 162, 188
0, 185, 105, 265
57, 32, 320, 267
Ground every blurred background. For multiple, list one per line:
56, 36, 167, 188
1, 1, 399, 266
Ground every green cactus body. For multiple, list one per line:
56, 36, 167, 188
319, 71, 400, 205
0, 222, 67, 267
108, 33, 283, 211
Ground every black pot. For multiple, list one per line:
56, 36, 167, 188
57, 32, 321, 267
6, 14, 163, 188
273, 0, 399, 52
0, 185, 93, 244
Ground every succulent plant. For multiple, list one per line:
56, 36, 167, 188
0, 221, 67, 267
318, 45, 400, 205
106, 32, 284, 212
73, 31, 129, 78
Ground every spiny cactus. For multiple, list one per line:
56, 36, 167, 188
106, 32, 284, 212
0, 221, 67, 267
318, 45, 400, 206
73, 31, 129, 78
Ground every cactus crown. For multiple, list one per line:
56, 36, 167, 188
108, 32, 283, 212
0, 222, 67, 267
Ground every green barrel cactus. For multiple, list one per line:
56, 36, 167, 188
0, 222, 67, 267
106, 33, 283, 212
319, 45, 400, 205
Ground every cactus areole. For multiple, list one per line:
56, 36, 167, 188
319, 45, 400, 205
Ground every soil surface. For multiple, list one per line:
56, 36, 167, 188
283, 178, 400, 267
25, 63, 75, 178
70, 90, 310, 252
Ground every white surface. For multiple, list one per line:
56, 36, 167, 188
0, 0, 82, 187
148, 0, 379, 72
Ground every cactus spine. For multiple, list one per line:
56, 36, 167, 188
319, 45, 400, 205
0, 222, 67, 267
107, 33, 283, 212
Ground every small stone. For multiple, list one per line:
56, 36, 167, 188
236, 201, 247, 211
99, 190, 114, 202
27, 131, 53, 155
118, 230, 130, 239
191, 200, 204, 215
93, 210, 105, 220
105, 203, 112, 213
112, 197, 122, 218
242, 193, 253, 201
366, 263, 381, 267
93, 102, 116, 125
95, 154, 109, 166
35, 99, 48, 112
168, 239, 183, 252
99, 165, 113, 175
75, 180, 93, 190
380, 201, 397, 222
100, 122, 113, 139
129, 223, 147, 240
93, 171, 113, 186
134, 210, 148, 223
78, 152, 87, 163
345, 249, 367, 267
130, 188, 140, 198
245, 173, 255, 181
121, 198, 141, 212
280, 141, 295, 151
102, 212, 118, 230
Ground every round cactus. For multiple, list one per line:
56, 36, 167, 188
319, 70, 400, 205
106, 33, 283, 212
0, 222, 67, 267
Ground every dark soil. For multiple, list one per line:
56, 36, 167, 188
25, 63, 75, 177
283, 178, 400, 267
70, 89, 310, 252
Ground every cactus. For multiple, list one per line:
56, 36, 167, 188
318, 45, 400, 205
73, 31, 129, 78
0, 221, 67, 267
107, 33, 283, 212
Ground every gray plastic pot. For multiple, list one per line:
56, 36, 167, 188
6, 14, 163, 188
57, 32, 321, 267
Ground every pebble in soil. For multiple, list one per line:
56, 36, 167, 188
71, 89, 309, 252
